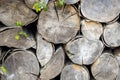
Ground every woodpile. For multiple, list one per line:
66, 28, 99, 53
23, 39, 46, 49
0, 0, 120, 80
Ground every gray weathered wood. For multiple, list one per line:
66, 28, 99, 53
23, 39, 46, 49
60, 64, 90, 80
103, 22, 120, 47
0, 27, 36, 49
91, 52, 119, 80
65, 0, 79, 4
65, 37, 104, 65
40, 47, 65, 79
0, 0, 37, 26
37, 2, 80, 43
1, 50, 40, 80
81, 0, 120, 22
81, 20, 103, 40
36, 34, 54, 66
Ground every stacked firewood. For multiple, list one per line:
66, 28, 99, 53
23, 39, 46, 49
0, 0, 120, 80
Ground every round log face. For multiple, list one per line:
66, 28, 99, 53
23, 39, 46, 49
65, 37, 104, 65
1, 50, 40, 80
36, 34, 54, 66
81, 0, 120, 22
40, 47, 65, 79
37, 2, 80, 43
81, 20, 103, 40
0, 27, 36, 49
60, 64, 90, 80
0, 0, 37, 26
103, 22, 120, 47
91, 52, 119, 80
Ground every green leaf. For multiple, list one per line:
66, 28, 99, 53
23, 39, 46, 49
16, 21, 23, 27
33, 1, 48, 13
57, 0, 65, 7
19, 31, 28, 38
15, 35, 20, 40
0, 66, 7, 74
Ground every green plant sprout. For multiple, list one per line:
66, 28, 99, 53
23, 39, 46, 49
15, 31, 28, 40
0, 65, 7, 74
33, 0, 48, 13
57, 0, 65, 7
16, 21, 23, 27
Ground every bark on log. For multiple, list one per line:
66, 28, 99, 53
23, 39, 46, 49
65, 36, 104, 65
114, 47, 120, 66
0, 27, 35, 49
0, 0, 37, 26
91, 52, 119, 80
81, 20, 103, 41
103, 22, 120, 47
1, 50, 40, 80
60, 64, 90, 80
36, 34, 54, 66
37, 2, 80, 43
81, 0, 120, 22
40, 47, 65, 80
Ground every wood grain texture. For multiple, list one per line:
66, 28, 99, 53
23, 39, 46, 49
0, 0, 37, 26
40, 47, 65, 79
0, 27, 36, 49
1, 50, 40, 80
81, 20, 103, 40
36, 34, 54, 66
37, 2, 80, 43
91, 52, 119, 80
81, 0, 120, 22
103, 22, 120, 47
65, 37, 104, 65
60, 64, 90, 80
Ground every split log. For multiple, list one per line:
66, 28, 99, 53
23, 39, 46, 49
37, 2, 80, 43
25, 0, 49, 9
0, 0, 37, 26
0, 27, 36, 49
65, 36, 104, 65
60, 64, 90, 80
40, 47, 65, 80
91, 52, 119, 80
103, 22, 120, 47
1, 50, 40, 80
36, 34, 54, 66
81, 20, 103, 40
81, 0, 120, 22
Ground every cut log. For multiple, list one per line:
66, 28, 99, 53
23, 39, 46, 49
36, 34, 54, 66
81, 20, 103, 40
37, 2, 80, 43
0, 27, 36, 49
60, 64, 90, 80
81, 0, 120, 22
0, 0, 37, 26
114, 47, 120, 66
1, 50, 40, 80
114, 47, 120, 80
103, 22, 120, 47
40, 47, 65, 79
91, 52, 119, 80
65, 37, 104, 65
25, 0, 49, 9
